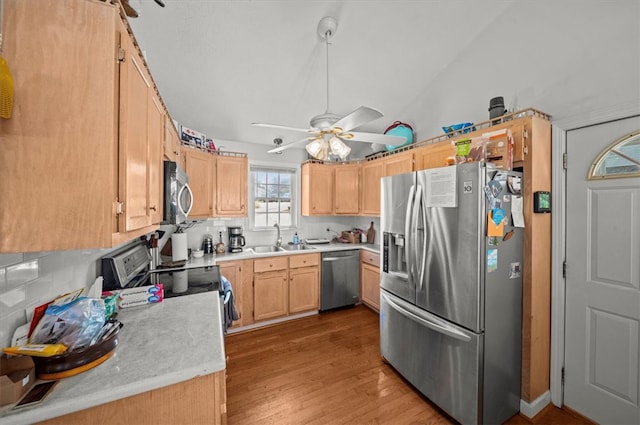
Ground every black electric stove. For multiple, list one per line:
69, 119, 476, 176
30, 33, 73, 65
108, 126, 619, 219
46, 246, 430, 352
101, 241, 222, 298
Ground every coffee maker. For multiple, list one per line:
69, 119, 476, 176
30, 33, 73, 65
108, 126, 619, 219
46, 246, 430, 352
227, 226, 245, 253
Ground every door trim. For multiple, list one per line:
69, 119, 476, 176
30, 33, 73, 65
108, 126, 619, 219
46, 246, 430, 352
550, 104, 640, 410
550, 125, 567, 408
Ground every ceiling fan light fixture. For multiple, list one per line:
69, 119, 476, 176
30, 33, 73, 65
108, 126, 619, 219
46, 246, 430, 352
256, 16, 398, 154
329, 136, 351, 159
306, 138, 328, 160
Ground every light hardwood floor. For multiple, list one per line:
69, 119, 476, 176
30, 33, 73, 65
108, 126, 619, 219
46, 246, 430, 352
225, 305, 593, 425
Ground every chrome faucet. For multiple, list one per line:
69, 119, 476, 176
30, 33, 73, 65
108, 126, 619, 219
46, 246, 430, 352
274, 222, 282, 247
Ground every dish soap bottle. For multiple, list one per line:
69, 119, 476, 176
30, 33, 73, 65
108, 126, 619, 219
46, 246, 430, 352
293, 232, 300, 245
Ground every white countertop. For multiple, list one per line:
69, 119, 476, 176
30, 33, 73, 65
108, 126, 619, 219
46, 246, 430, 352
0, 291, 225, 425
182, 242, 380, 266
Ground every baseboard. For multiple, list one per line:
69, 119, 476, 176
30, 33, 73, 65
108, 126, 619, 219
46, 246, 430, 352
520, 391, 551, 418
226, 310, 318, 334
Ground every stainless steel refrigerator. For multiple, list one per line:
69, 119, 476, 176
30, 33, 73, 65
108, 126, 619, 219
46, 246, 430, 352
380, 162, 523, 425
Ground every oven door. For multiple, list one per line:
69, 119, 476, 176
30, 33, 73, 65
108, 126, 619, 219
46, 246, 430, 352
151, 265, 221, 298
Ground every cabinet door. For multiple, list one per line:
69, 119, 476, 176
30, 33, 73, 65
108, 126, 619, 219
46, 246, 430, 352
0, 0, 118, 252
383, 151, 413, 176
253, 270, 288, 321
360, 262, 380, 311
360, 160, 384, 216
360, 250, 380, 311
413, 140, 454, 171
334, 164, 360, 214
119, 29, 154, 232
301, 163, 333, 216
218, 260, 244, 328
289, 266, 319, 313
164, 116, 181, 162
148, 95, 164, 224
184, 149, 214, 218
215, 155, 248, 217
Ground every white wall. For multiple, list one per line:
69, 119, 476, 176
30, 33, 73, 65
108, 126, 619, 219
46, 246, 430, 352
348, 0, 640, 158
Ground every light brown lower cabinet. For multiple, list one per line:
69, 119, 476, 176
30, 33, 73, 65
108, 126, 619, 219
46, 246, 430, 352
360, 250, 380, 311
37, 371, 227, 425
253, 254, 320, 322
218, 259, 253, 328
289, 253, 320, 313
253, 269, 289, 321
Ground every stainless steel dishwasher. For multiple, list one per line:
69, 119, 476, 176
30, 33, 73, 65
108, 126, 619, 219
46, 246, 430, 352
320, 249, 360, 311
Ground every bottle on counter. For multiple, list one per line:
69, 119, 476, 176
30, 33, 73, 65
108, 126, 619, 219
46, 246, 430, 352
293, 232, 300, 245
366, 221, 375, 244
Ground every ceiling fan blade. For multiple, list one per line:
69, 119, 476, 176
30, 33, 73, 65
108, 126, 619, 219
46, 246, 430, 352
252, 122, 316, 134
332, 106, 384, 132
267, 136, 315, 153
343, 131, 407, 146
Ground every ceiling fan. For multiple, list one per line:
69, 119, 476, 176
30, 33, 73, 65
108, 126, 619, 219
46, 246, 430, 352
254, 16, 406, 160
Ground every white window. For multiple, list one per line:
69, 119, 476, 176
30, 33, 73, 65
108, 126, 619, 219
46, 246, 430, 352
589, 130, 640, 179
249, 165, 297, 229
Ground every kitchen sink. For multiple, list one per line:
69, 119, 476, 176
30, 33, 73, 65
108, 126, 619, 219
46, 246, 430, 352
248, 245, 284, 253
281, 244, 316, 251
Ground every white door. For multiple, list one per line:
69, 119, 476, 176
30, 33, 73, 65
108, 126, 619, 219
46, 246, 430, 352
565, 116, 640, 424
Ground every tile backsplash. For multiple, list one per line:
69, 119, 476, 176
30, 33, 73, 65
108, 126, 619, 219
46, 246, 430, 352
173, 216, 380, 251
0, 248, 112, 348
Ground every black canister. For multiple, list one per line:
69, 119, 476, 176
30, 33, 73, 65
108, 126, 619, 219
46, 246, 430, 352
202, 234, 214, 254
488, 96, 506, 120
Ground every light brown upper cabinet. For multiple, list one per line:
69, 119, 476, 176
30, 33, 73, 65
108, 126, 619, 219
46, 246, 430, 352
0, 0, 163, 252
119, 35, 165, 233
301, 162, 334, 215
333, 163, 360, 215
360, 159, 385, 216
413, 118, 527, 172
164, 116, 182, 164
183, 148, 215, 219
301, 162, 359, 216
182, 149, 248, 219
383, 150, 414, 176
215, 154, 248, 217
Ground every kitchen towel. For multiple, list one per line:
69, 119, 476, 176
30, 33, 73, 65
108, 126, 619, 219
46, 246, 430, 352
221, 275, 239, 332
171, 233, 188, 262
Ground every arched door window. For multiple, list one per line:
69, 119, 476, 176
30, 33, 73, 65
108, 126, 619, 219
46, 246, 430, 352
588, 130, 640, 179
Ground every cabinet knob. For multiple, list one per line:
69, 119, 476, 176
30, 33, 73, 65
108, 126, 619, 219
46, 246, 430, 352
149, 205, 157, 211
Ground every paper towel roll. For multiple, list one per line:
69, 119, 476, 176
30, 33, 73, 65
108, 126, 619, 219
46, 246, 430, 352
172, 233, 188, 262
173, 270, 188, 293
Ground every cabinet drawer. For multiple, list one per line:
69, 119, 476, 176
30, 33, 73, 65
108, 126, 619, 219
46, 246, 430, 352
254, 256, 288, 273
289, 253, 320, 269
360, 250, 380, 267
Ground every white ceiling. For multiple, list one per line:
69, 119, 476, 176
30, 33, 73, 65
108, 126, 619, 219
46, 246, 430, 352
128, 0, 640, 157
127, 0, 512, 150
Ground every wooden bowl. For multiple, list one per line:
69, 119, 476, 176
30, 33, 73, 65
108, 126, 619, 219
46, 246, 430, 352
32, 322, 122, 380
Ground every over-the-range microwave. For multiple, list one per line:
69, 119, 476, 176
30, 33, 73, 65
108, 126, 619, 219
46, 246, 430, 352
163, 160, 193, 225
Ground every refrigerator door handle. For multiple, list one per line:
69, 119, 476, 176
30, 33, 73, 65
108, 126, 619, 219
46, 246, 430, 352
411, 187, 423, 289
404, 184, 416, 282
381, 291, 471, 342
